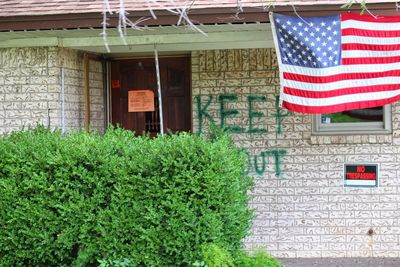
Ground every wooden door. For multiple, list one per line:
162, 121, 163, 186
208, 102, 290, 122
111, 57, 191, 135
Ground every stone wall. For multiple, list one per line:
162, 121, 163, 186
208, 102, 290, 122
192, 49, 400, 258
0, 47, 105, 134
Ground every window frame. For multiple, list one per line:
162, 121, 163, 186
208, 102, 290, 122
312, 105, 392, 135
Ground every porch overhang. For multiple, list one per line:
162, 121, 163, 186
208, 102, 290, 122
0, 1, 399, 54
0, 23, 274, 54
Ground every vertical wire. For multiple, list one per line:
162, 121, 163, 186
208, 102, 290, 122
60, 67, 65, 133
154, 45, 164, 135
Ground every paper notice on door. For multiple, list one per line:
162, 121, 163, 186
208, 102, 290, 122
128, 90, 155, 112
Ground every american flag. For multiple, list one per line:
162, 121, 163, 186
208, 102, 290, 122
271, 12, 400, 114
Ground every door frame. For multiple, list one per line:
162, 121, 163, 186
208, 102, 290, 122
107, 55, 192, 134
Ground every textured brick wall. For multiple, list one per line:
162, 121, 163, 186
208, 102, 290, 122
58, 48, 104, 132
192, 49, 400, 258
0, 47, 59, 134
0, 47, 104, 134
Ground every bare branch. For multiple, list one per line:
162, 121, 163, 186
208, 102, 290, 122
101, 0, 112, 52
101, 0, 269, 51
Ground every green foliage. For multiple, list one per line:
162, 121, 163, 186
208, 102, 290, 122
340, 0, 368, 15
98, 258, 132, 267
235, 249, 281, 267
200, 244, 234, 267
197, 244, 281, 267
207, 122, 230, 141
0, 126, 253, 266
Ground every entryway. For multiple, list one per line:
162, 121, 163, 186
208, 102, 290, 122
110, 56, 191, 135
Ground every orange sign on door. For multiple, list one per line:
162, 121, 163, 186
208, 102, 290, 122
128, 90, 155, 112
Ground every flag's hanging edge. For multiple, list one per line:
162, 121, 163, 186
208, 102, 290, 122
269, 12, 285, 108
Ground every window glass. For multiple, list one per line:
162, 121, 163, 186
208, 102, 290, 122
313, 105, 391, 135
321, 107, 383, 124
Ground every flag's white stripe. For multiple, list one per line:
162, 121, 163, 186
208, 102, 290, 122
342, 49, 400, 58
282, 88, 400, 106
281, 62, 400, 77
283, 76, 400, 91
342, 19, 400, 31
342, 35, 400, 45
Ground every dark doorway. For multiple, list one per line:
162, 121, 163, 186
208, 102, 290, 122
111, 57, 191, 135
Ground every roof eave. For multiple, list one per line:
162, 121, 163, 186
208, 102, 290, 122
0, 3, 398, 32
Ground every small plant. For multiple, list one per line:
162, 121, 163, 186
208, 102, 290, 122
340, 0, 368, 15
199, 244, 281, 267
235, 249, 281, 267
201, 244, 235, 267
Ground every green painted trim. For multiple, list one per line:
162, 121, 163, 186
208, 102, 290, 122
70, 41, 274, 54
0, 26, 274, 52
62, 31, 271, 47
0, 37, 59, 48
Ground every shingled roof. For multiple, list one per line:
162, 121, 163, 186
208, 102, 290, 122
0, 0, 398, 17
0, 0, 398, 31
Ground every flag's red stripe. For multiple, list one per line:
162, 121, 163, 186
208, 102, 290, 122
342, 28, 400, 38
342, 43, 400, 51
282, 95, 400, 114
283, 84, 400, 99
283, 69, 400, 83
341, 13, 400, 23
343, 56, 400, 65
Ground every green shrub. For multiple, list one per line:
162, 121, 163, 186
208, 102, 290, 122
200, 243, 235, 267
0, 126, 253, 266
235, 249, 281, 267
198, 244, 281, 267
97, 258, 132, 267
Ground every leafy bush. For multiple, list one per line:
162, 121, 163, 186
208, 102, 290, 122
98, 258, 132, 267
200, 243, 235, 267
235, 249, 281, 267
198, 244, 281, 267
0, 126, 253, 266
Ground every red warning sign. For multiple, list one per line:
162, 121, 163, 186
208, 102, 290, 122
112, 80, 120, 89
344, 164, 378, 187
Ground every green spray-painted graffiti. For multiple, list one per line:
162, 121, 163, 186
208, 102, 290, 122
196, 94, 290, 135
196, 95, 215, 133
273, 96, 292, 135
248, 95, 267, 134
219, 94, 245, 133
195, 94, 291, 177
196, 94, 268, 134
247, 150, 287, 177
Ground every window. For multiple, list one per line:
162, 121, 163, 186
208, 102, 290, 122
313, 105, 392, 135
